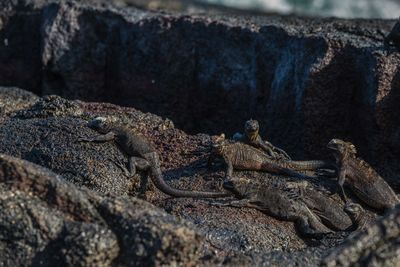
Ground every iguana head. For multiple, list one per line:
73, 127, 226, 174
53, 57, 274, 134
244, 119, 259, 140
344, 202, 364, 222
210, 134, 227, 155
87, 117, 110, 133
327, 139, 357, 157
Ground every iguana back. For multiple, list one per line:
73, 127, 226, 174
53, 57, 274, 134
222, 142, 329, 174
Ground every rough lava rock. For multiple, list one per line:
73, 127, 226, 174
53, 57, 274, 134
0, 93, 309, 261
0, 94, 175, 196
0, 91, 397, 266
0, 152, 202, 267
322, 204, 400, 267
0, 86, 38, 116
0, 0, 399, 191
0, 1, 400, 266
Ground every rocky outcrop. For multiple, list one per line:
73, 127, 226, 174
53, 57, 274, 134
0, 0, 399, 190
1, 0, 400, 265
0, 152, 202, 266
322, 205, 400, 267
0, 86, 398, 266
0, 91, 311, 266
0, 86, 38, 115
0, 94, 172, 196
0, 93, 309, 259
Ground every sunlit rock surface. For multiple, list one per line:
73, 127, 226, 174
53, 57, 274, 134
0, 1, 399, 265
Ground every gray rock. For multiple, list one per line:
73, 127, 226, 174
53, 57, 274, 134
0, 96, 170, 196
1, 94, 398, 266
322, 205, 400, 267
0, 86, 38, 115
0, 153, 203, 266
0, 153, 118, 266
0, 0, 399, 265
16, 94, 83, 119
0, 95, 315, 264
0, 0, 399, 190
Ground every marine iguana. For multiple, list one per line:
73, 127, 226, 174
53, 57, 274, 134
233, 119, 291, 160
79, 117, 230, 198
212, 177, 333, 238
209, 134, 331, 179
326, 139, 399, 211
384, 17, 400, 50
285, 181, 354, 231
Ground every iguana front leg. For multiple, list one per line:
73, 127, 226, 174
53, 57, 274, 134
337, 167, 348, 203
260, 140, 291, 160
256, 140, 276, 158
272, 146, 291, 160
78, 131, 116, 142
317, 165, 346, 197
225, 159, 234, 179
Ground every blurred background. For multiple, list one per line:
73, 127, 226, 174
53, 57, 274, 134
203, 0, 400, 18
119, 0, 400, 19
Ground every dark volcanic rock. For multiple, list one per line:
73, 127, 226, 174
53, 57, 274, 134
322, 205, 400, 267
0, 96, 170, 196
0, 116, 134, 195
0, 95, 323, 265
0, 93, 398, 266
0, 153, 117, 266
0, 1, 44, 94
1, 0, 400, 266
92, 195, 201, 267
16, 94, 83, 119
0, 0, 400, 191
17, 94, 400, 267
0, 96, 307, 258
0, 153, 202, 266
0, 86, 38, 115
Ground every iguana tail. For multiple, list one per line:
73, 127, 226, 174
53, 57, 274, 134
260, 161, 312, 179
278, 167, 312, 180
144, 152, 231, 198
284, 160, 333, 171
